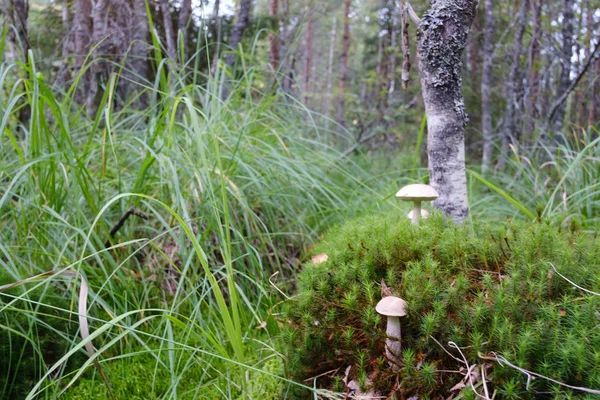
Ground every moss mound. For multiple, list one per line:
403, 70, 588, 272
286, 212, 600, 399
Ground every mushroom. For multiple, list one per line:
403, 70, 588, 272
396, 184, 439, 224
376, 296, 407, 368
407, 208, 430, 220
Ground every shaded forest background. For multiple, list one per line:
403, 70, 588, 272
2, 0, 599, 170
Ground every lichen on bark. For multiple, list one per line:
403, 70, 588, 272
417, 0, 478, 223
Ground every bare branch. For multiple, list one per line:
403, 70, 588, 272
405, 1, 421, 25
548, 43, 600, 125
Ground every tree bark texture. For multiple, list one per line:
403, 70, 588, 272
268, 0, 280, 70
337, 0, 351, 125
525, 0, 542, 134
160, 0, 177, 62
178, 0, 192, 59
496, 0, 528, 170
303, 17, 312, 104
480, 0, 494, 173
417, 0, 478, 223
225, 0, 252, 70
551, 0, 575, 136
4, 0, 29, 61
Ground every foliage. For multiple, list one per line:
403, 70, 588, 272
61, 352, 284, 400
286, 212, 600, 398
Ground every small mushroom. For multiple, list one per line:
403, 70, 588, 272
396, 184, 439, 224
376, 296, 407, 368
407, 208, 430, 220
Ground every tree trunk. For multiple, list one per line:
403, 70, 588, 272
480, 0, 494, 173
178, 0, 192, 59
337, 0, 351, 125
160, 0, 177, 62
303, 16, 312, 104
324, 15, 337, 121
210, 0, 221, 74
496, 0, 528, 170
61, 0, 71, 58
128, 0, 149, 105
525, 0, 542, 135
72, 0, 92, 106
551, 0, 575, 137
225, 0, 252, 70
388, 1, 399, 101
4, 0, 29, 61
268, 0, 280, 70
417, 0, 478, 223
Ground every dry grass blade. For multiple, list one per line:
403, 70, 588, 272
0, 270, 115, 399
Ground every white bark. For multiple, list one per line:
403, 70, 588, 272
417, 0, 477, 223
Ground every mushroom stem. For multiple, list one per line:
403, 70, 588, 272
411, 201, 422, 224
385, 316, 402, 367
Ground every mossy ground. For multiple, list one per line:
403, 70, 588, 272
286, 212, 600, 399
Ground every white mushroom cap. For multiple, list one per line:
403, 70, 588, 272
396, 184, 439, 201
376, 296, 407, 317
407, 209, 430, 219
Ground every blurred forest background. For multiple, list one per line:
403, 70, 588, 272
3, 0, 599, 167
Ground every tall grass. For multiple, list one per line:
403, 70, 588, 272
468, 128, 600, 229
0, 32, 404, 398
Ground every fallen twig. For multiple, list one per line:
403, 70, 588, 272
479, 352, 600, 395
105, 206, 149, 248
548, 262, 600, 297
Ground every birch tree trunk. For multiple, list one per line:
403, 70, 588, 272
417, 0, 478, 223
496, 0, 528, 170
551, 0, 575, 137
480, 0, 494, 173
337, 0, 351, 125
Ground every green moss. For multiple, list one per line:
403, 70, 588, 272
286, 212, 600, 398
61, 352, 284, 400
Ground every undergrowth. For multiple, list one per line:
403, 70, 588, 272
286, 212, 600, 399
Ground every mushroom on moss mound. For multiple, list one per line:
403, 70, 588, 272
285, 212, 600, 399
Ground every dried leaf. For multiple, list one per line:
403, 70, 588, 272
312, 253, 329, 266
381, 279, 393, 298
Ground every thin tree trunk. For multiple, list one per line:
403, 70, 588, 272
586, 2, 598, 131
324, 15, 337, 120
588, 57, 599, 130
4, 0, 29, 61
303, 17, 312, 105
417, 0, 478, 223
160, 0, 177, 62
129, 0, 148, 105
87, 0, 110, 115
388, 1, 399, 101
496, 0, 528, 170
551, 0, 575, 138
225, 0, 252, 70
61, 0, 71, 58
400, 3, 411, 89
210, 0, 221, 74
72, 0, 92, 107
525, 0, 542, 135
178, 0, 192, 59
337, 0, 351, 125
268, 0, 280, 70
480, 0, 494, 173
